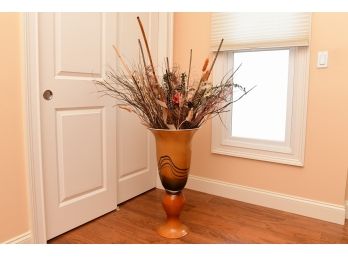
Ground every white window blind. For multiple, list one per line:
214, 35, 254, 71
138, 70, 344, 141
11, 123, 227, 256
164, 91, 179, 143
211, 13, 311, 51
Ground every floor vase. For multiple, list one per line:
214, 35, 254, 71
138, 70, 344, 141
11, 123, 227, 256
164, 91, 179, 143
150, 128, 197, 238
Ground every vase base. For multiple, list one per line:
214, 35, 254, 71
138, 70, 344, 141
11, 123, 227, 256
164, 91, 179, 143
157, 222, 188, 239
157, 191, 188, 239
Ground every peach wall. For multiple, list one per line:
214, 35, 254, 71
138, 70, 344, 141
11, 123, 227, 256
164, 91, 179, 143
0, 12, 347, 243
0, 13, 29, 242
174, 13, 348, 205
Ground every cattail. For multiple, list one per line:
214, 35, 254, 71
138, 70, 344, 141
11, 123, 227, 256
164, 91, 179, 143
202, 58, 209, 72
202, 70, 210, 82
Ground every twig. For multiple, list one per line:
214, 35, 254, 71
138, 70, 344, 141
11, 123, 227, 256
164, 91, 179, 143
187, 49, 192, 92
112, 45, 132, 77
137, 16, 158, 85
206, 38, 224, 81
138, 39, 151, 87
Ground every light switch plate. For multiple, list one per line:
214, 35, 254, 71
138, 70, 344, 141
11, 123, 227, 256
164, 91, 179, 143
317, 51, 328, 68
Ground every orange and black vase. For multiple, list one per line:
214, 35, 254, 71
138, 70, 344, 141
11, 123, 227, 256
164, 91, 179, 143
149, 128, 198, 239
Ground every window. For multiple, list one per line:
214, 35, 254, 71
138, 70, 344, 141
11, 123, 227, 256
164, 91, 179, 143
211, 13, 311, 166
231, 49, 290, 142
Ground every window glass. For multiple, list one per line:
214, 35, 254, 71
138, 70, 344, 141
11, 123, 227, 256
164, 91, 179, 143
231, 49, 290, 142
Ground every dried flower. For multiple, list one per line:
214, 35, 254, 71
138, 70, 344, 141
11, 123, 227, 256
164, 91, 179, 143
173, 91, 181, 104
95, 17, 255, 130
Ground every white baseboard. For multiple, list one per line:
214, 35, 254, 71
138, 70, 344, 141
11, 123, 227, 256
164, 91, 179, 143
156, 174, 346, 225
346, 201, 348, 219
2, 231, 33, 244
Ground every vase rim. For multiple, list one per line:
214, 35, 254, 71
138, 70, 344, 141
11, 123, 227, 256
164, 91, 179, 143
148, 128, 199, 132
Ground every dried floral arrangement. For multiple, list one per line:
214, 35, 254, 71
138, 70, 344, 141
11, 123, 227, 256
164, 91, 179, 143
95, 17, 255, 130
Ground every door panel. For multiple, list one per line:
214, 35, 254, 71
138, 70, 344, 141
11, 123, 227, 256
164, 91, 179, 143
117, 109, 156, 203
56, 107, 105, 205
55, 13, 104, 77
118, 113, 148, 177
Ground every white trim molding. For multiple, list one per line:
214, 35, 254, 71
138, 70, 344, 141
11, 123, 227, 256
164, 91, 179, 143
186, 175, 345, 225
157, 175, 345, 225
345, 201, 348, 219
23, 12, 48, 244
2, 231, 33, 244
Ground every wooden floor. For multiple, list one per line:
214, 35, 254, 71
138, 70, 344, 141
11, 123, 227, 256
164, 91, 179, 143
49, 188, 348, 243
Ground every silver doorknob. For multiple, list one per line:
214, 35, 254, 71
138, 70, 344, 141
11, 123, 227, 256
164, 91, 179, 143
43, 90, 53, 100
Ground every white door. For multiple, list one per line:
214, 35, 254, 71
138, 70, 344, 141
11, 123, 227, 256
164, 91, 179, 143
39, 13, 158, 240
115, 13, 158, 203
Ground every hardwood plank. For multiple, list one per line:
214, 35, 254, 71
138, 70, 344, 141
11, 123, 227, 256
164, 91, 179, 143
48, 188, 348, 244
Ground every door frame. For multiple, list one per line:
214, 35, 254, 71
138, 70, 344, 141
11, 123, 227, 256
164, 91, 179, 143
23, 12, 174, 243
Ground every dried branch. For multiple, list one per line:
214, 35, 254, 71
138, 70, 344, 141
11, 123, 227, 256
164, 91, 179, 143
95, 18, 254, 130
137, 16, 158, 86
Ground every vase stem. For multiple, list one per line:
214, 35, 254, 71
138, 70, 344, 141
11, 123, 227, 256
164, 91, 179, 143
157, 191, 188, 239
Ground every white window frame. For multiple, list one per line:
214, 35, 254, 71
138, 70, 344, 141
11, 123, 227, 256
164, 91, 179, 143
211, 46, 310, 166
